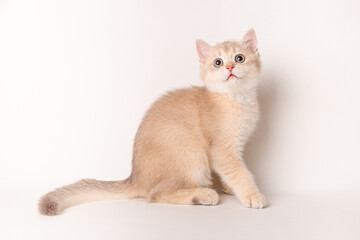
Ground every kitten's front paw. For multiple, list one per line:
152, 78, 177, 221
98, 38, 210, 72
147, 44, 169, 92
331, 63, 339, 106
241, 192, 267, 209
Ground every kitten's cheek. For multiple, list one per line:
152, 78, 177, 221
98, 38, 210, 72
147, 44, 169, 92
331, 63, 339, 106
234, 71, 244, 78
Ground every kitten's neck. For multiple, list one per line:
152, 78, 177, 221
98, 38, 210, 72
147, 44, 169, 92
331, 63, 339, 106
230, 88, 258, 106
205, 86, 258, 107
204, 76, 259, 106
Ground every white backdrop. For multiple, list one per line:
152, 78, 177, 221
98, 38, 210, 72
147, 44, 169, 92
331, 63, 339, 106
1, 1, 360, 240
0, 0, 360, 225
1, 0, 360, 195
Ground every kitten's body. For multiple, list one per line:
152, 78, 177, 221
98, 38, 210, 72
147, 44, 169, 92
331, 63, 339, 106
39, 29, 267, 215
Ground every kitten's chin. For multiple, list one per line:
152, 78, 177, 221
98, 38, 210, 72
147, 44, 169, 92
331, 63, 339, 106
205, 76, 258, 96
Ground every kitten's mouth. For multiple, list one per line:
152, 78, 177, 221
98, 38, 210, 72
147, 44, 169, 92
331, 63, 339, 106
227, 74, 238, 80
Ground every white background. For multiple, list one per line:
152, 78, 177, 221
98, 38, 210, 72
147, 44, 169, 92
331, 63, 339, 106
1, 0, 359, 239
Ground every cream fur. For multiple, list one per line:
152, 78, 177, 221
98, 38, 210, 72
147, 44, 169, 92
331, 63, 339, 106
38, 29, 267, 216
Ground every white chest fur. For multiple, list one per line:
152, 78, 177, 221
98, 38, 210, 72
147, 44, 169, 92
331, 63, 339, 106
233, 92, 259, 152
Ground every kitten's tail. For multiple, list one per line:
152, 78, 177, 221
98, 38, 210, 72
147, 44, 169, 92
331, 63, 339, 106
38, 178, 139, 216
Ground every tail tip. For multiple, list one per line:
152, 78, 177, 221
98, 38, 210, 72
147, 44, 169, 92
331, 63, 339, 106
38, 194, 61, 216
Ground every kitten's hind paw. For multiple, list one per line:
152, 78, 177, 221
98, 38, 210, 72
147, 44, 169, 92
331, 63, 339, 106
192, 189, 219, 206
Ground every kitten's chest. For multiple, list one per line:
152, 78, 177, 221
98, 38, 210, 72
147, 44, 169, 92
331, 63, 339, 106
235, 104, 258, 133
210, 91, 259, 140
231, 98, 259, 142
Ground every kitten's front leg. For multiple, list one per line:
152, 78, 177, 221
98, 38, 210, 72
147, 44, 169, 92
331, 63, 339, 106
211, 143, 267, 209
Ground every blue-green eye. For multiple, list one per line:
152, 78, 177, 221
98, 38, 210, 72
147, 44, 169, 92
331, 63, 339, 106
235, 54, 245, 63
213, 58, 223, 68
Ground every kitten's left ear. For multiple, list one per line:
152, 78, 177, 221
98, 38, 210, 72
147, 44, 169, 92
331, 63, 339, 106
242, 28, 258, 53
196, 39, 211, 63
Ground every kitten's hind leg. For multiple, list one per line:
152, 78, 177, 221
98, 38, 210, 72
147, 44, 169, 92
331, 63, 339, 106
211, 172, 234, 195
221, 181, 235, 195
148, 187, 219, 206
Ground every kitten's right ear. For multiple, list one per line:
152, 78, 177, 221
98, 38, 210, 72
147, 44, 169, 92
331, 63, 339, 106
242, 29, 258, 53
196, 39, 211, 63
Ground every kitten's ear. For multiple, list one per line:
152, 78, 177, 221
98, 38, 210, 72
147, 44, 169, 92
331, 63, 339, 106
196, 39, 211, 63
242, 29, 258, 53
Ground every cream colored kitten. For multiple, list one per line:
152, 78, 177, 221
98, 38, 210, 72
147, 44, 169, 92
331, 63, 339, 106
39, 29, 267, 216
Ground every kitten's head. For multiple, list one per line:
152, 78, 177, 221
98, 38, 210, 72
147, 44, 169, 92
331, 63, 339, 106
196, 29, 261, 95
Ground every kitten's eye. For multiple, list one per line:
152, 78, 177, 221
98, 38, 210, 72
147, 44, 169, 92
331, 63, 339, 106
213, 58, 223, 68
235, 54, 245, 63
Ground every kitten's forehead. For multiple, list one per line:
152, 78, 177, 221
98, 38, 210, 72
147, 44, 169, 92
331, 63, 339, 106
212, 41, 244, 57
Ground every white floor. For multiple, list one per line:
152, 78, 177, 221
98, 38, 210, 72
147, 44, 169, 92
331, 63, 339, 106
1, 187, 359, 240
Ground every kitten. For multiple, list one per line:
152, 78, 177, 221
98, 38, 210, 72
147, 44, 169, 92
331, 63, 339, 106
39, 29, 267, 216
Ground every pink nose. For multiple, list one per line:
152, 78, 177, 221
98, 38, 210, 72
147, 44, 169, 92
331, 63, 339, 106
226, 65, 234, 71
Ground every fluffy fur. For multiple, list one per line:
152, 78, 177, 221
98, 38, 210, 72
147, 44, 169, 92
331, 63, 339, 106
39, 29, 267, 216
